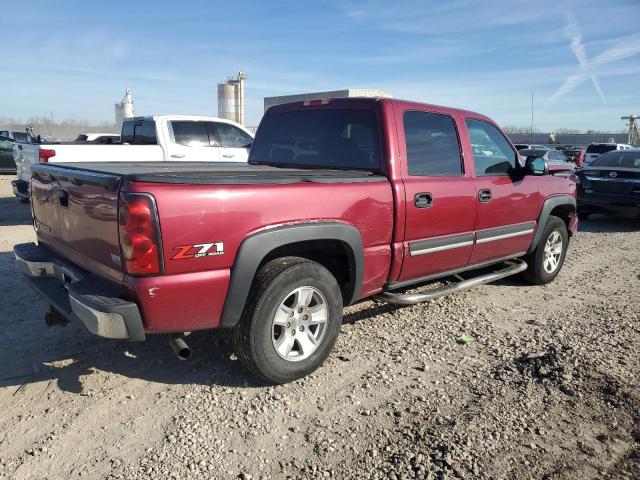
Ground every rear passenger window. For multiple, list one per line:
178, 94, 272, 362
403, 111, 462, 176
122, 120, 157, 145
135, 121, 157, 145
465, 119, 517, 176
213, 123, 253, 148
171, 121, 211, 147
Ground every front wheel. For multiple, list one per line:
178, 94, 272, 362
521, 216, 569, 285
232, 257, 343, 384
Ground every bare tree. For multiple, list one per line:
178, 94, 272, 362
0, 117, 117, 141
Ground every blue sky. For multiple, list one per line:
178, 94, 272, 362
1, 0, 639, 131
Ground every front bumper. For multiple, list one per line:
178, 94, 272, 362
11, 179, 29, 201
14, 242, 145, 341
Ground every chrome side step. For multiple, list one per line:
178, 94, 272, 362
377, 259, 527, 306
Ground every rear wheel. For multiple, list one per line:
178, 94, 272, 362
232, 257, 343, 384
521, 216, 568, 285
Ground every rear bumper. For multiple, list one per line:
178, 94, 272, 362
578, 191, 640, 218
14, 242, 145, 341
11, 179, 29, 200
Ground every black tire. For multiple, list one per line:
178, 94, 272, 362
232, 256, 343, 384
521, 216, 569, 285
578, 211, 590, 221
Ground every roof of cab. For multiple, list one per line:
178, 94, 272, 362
266, 96, 494, 123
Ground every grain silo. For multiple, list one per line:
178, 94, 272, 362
217, 72, 246, 125
115, 89, 134, 131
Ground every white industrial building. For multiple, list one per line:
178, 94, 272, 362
264, 88, 392, 112
114, 89, 134, 131
217, 72, 247, 125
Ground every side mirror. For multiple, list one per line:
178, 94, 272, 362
524, 156, 548, 176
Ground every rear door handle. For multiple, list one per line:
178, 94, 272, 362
478, 189, 492, 202
414, 192, 433, 208
170, 153, 185, 158
222, 153, 234, 158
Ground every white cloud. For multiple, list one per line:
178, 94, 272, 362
543, 18, 640, 110
563, 13, 606, 104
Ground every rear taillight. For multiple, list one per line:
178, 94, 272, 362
577, 151, 584, 167
118, 193, 163, 276
39, 149, 56, 162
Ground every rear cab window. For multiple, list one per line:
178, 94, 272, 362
121, 119, 157, 145
586, 144, 616, 154
590, 152, 640, 168
249, 108, 381, 170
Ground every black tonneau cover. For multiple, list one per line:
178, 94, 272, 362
50, 162, 386, 185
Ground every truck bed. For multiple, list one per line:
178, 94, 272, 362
51, 162, 387, 185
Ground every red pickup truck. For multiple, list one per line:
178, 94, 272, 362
15, 98, 578, 383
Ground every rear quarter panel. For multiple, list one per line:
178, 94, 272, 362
125, 180, 394, 332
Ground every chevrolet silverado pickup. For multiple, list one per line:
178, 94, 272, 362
11, 115, 254, 201
14, 97, 578, 384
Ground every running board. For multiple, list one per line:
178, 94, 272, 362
377, 259, 528, 305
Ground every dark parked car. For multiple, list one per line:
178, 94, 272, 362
0, 136, 16, 174
574, 150, 640, 220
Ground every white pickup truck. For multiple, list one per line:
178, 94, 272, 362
12, 115, 254, 201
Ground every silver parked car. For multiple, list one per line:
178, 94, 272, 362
519, 148, 575, 176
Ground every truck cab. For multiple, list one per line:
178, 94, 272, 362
122, 115, 254, 162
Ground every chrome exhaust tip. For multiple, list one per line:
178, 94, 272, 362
169, 334, 191, 360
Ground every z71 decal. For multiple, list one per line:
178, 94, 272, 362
171, 242, 224, 260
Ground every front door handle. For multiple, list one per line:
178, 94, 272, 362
478, 189, 492, 202
414, 192, 433, 208
170, 153, 185, 158
222, 153, 234, 158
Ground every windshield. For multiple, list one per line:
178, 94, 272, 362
249, 109, 381, 170
590, 151, 640, 168
586, 144, 616, 154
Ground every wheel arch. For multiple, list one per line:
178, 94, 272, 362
528, 195, 576, 254
220, 222, 364, 328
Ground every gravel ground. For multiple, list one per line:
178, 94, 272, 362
0, 174, 638, 480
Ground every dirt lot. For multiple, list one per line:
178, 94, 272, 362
0, 174, 638, 480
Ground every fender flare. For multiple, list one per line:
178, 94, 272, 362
528, 195, 576, 254
219, 222, 364, 328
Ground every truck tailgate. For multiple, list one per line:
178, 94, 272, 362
30, 164, 124, 283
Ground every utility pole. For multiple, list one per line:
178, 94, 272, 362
530, 92, 534, 144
